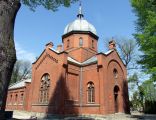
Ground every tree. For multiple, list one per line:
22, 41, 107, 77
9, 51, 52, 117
128, 72, 144, 111
131, 0, 156, 81
128, 72, 139, 91
130, 76, 156, 113
0, 0, 79, 112
130, 90, 142, 111
10, 60, 31, 84
115, 38, 138, 69
104, 37, 138, 69
131, 0, 156, 113
140, 80, 156, 113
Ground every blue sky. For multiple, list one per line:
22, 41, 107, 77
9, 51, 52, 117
14, 0, 136, 62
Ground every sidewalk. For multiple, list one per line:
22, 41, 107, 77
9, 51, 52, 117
11, 110, 156, 120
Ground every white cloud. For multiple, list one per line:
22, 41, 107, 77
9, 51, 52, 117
15, 42, 36, 62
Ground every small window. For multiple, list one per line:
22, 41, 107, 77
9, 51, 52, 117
15, 94, 18, 103
79, 37, 83, 47
10, 95, 12, 101
10, 94, 12, 104
87, 82, 95, 103
113, 69, 118, 79
21, 93, 24, 103
67, 39, 70, 48
92, 40, 94, 48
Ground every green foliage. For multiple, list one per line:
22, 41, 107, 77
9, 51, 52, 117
128, 72, 138, 83
21, 0, 79, 11
131, 0, 156, 81
128, 73, 143, 111
141, 80, 156, 102
141, 80, 156, 113
130, 91, 143, 111
130, 79, 156, 113
128, 73, 139, 91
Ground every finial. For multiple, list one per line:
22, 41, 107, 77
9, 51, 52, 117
45, 42, 54, 49
77, 1, 84, 19
109, 37, 116, 50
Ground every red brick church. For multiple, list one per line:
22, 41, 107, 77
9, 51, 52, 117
6, 5, 130, 116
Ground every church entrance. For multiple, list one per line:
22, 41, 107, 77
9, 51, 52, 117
114, 85, 119, 113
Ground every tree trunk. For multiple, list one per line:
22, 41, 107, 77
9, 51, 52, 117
0, 0, 20, 111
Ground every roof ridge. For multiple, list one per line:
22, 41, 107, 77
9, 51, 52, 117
68, 56, 97, 66
9, 78, 31, 87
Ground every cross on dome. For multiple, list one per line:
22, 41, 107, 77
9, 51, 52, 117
63, 2, 97, 35
77, 2, 84, 19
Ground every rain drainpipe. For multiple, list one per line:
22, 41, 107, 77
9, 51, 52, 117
80, 67, 83, 114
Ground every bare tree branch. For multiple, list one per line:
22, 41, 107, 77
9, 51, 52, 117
10, 60, 31, 84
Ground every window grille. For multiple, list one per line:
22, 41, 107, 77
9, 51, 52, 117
87, 82, 95, 103
39, 73, 50, 103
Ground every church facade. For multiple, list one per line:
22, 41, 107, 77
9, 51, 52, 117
6, 6, 130, 115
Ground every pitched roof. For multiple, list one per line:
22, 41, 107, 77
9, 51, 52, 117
67, 50, 115, 66
50, 48, 60, 53
68, 55, 97, 66
9, 79, 31, 90
104, 49, 114, 55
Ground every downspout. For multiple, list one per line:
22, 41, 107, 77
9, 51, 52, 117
80, 67, 83, 114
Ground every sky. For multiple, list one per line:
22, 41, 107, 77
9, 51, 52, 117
14, 0, 137, 62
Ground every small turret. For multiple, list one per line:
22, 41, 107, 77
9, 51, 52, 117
45, 42, 54, 49
109, 39, 116, 50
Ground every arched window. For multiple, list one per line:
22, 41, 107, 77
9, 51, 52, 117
114, 85, 120, 113
113, 69, 118, 79
92, 40, 94, 48
39, 73, 50, 103
67, 39, 70, 48
79, 37, 83, 47
10, 94, 12, 104
20, 93, 24, 103
87, 82, 95, 103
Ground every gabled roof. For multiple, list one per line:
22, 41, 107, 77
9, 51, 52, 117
98, 49, 126, 66
67, 50, 116, 66
50, 48, 60, 54
33, 47, 67, 64
68, 55, 97, 66
9, 79, 31, 90
104, 49, 114, 55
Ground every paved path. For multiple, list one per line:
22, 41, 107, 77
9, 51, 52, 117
10, 111, 156, 120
